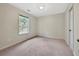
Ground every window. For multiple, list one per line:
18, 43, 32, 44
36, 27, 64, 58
19, 15, 29, 35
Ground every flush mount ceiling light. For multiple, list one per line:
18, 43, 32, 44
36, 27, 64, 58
40, 6, 44, 10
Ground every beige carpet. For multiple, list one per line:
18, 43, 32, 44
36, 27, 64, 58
0, 37, 73, 56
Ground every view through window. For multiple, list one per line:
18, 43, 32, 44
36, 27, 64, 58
19, 15, 29, 34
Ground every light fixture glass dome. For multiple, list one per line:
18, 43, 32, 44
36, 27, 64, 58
40, 6, 44, 9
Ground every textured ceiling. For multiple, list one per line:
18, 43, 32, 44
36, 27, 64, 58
10, 3, 69, 17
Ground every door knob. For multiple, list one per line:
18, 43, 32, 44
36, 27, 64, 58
69, 29, 71, 31
77, 39, 79, 42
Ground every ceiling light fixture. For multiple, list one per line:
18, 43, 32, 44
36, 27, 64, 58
40, 6, 44, 10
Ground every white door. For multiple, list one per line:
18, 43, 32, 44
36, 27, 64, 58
69, 7, 74, 50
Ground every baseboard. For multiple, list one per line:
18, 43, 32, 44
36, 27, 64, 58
37, 35, 64, 40
0, 35, 38, 51
0, 35, 64, 51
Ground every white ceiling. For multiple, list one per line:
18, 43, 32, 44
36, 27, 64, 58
10, 3, 69, 17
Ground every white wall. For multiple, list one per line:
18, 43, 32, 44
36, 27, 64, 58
0, 4, 37, 50
37, 13, 65, 39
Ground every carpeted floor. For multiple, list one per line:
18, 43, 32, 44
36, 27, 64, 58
0, 37, 73, 56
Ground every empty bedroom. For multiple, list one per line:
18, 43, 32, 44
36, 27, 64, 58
0, 3, 78, 56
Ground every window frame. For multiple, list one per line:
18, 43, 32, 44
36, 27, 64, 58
18, 15, 30, 35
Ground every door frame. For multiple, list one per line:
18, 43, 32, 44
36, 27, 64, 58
68, 5, 74, 51
65, 4, 75, 55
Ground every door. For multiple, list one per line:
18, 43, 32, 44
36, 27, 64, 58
69, 6, 74, 50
